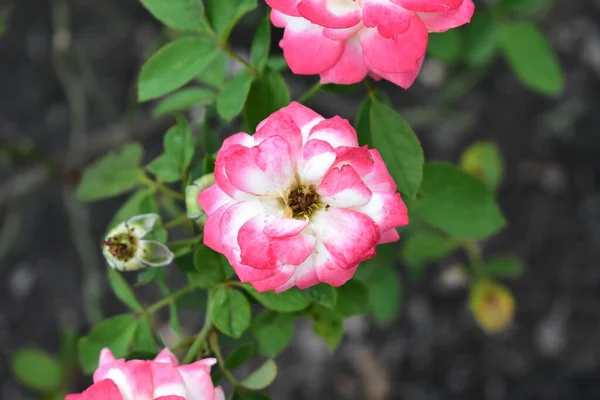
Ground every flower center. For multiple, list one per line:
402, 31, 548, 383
285, 185, 321, 219
103, 232, 138, 261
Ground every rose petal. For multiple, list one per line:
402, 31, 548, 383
307, 116, 359, 148
151, 362, 186, 398
312, 241, 359, 286
66, 379, 124, 400
177, 363, 218, 400
363, 0, 411, 39
358, 15, 428, 73
255, 136, 296, 192
391, 0, 464, 12
320, 37, 369, 85
367, 56, 423, 89
281, 17, 346, 74
266, 0, 302, 16
318, 165, 372, 208
223, 147, 279, 196
353, 192, 409, 232
311, 208, 380, 266
418, 0, 474, 32
332, 146, 375, 177
297, 0, 362, 29
254, 110, 303, 157
238, 216, 314, 269
362, 149, 398, 192
198, 184, 235, 216
379, 228, 400, 243
298, 139, 337, 184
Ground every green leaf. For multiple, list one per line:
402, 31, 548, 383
365, 265, 401, 323
12, 349, 63, 391
197, 51, 228, 89
243, 69, 290, 130
147, 154, 180, 183
411, 163, 506, 238
109, 189, 158, 229
241, 359, 277, 390
311, 305, 344, 350
164, 119, 194, 171
355, 90, 391, 147
241, 284, 310, 312
499, 0, 550, 14
302, 284, 337, 308
59, 329, 79, 370
267, 56, 288, 71
199, 117, 222, 155
216, 72, 255, 121
497, 21, 564, 96
136, 266, 162, 286
428, 30, 462, 63
210, 287, 251, 338
252, 311, 295, 356
132, 318, 158, 353
188, 245, 229, 288
176, 288, 208, 312
463, 11, 498, 66
225, 342, 255, 369
233, 393, 271, 400
138, 37, 220, 101
76, 143, 143, 201
251, 16, 271, 72
78, 314, 138, 374
459, 141, 504, 190
485, 256, 525, 278
107, 267, 143, 312
401, 230, 458, 279
370, 102, 424, 198
139, 0, 206, 31
206, 0, 258, 41
335, 280, 369, 318
154, 88, 216, 116
322, 83, 361, 94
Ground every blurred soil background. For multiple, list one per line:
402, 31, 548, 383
1, 0, 600, 399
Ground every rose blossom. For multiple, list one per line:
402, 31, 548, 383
198, 102, 408, 292
266, 0, 475, 88
66, 348, 225, 400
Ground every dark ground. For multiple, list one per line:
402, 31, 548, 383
2, 0, 600, 399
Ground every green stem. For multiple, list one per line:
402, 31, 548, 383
462, 239, 486, 279
182, 291, 214, 364
364, 79, 376, 102
209, 330, 240, 387
166, 234, 203, 249
297, 81, 322, 104
205, 27, 258, 77
163, 214, 190, 229
140, 284, 195, 316
141, 173, 185, 201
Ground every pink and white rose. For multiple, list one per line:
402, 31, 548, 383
198, 102, 409, 292
267, 0, 475, 88
66, 348, 225, 400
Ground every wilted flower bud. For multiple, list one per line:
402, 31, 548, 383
102, 214, 174, 271
469, 279, 515, 334
185, 173, 215, 222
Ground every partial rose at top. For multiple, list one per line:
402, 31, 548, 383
267, 0, 475, 88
